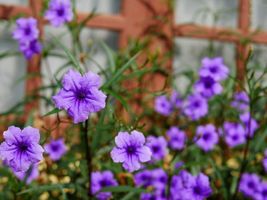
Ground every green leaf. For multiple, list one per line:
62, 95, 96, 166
100, 41, 116, 72
42, 108, 61, 117
100, 186, 145, 193
17, 184, 71, 195
102, 52, 140, 89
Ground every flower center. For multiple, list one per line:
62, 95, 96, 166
126, 146, 136, 155
57, 7, 65, 16
232, 134, 239, 141
193, 101, 200, 108
193, 186, 203, 195
152, 145, 160, 153
24, 27, 32, 35
248, 181, 255, 189
75, 90, 87, 100
202, 133, 211, 141
99, 179, 111, 187
203, 77, 214, 88
51, 143, 59, 151
210, 66, 218, 73
18, 142, 28, 152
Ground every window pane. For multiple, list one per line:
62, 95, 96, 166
75, 0, 121, 14
251, 0, 267, 29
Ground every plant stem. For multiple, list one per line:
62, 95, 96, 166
83, 119, 93, 198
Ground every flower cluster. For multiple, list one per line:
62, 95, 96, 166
0, 126, 44, 183
91, 171, 118, 200
12, 17, 42, 59
45, 0, 73, 27
239, 173, 267, 200
170, 170, 212, 200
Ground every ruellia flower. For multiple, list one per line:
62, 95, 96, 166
231, 91, 249, 112
240, 112, 259, 138
147, 136, 168, 161
14, 164, 39, 184
12, 17, 42, 59
155, 95, 173, 116
170, 170, 212, 200
239, 173, 261, 198
91, 171, 118, 200
110, 131, 152, 172
263, 150, 267, 173
44, 138, 67, 161
199, 57, 229, 81
170, 91, 183, 109
222, 122, 246, 147
52, 69, 107, 123
195, 124, 219, 152
0, 126, 44, 172
256, 182, 267, 200
166, 126, 187, 150
194, 76, 223, 99
183, 94, 208, 120
12, 17, 39, 41
19, 39, 42, 59
45, 0, 73, 27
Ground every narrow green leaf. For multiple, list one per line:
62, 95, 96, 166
100, 41, 116, 72
100, 186, 145, 193
42, 108, 61, 117
17, 184, 69, 195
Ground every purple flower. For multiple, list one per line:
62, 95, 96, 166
155, 95, 173, 116
110, 131, 152, 172
194, 76, 223, 99
231, 91, 249, 112
45, 0, 73, 27
134, 170, 154, 188
166, 127, 187, 150
141, 191, 166, 200
91, 171, 118, 200
12, 17, 39, 41
262, 150, 267, 173
239, 173, 261, 198
170, 91, 183, 109
183, 94, 208, 120
14, 164, 39, 184
195, 124, 219, 152
191, 173, 213, 199
240, 112, 259, 138
44, 138, 67, 161
52, 69, 107, 123
256, 182, 267, 200
222, 122, 246, 147
199, 57, 229, 81
0, 126, 44, 172
174, 161, 184, 169
19, 39, 42, 59
147, 136, 168, 161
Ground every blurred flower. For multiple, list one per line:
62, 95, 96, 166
174, 161, 184, 169
262, 150, 267, 173
256, 182, 267, 200
44, 138, 67, 161
19, 39, 42, 59
170, 91, 183, 109
134, 170, 153, 188
195, 124, 219, 152
14, 164, 39, 184
240, 112, 259, 138
12, 17, 39, 41
155, 95, 173, 116
141, 190, 166, 200
147, 136, 168, 161
166, 127, 187, 150
0, 126, 44, 172
45, 0, 73, 27
170, 170, 212, 200
183, 94, 208, 120
231, 91, 249, 112
199, 57, 229, 81
53, 69, 106, 123
110, 131, 152, 172
91, 171, 118, 200
194, 76, 223, 99
239, 173, 261, 198
222, 122, 246, 147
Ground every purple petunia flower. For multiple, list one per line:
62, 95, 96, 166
147, 136, 168, 161
110, 131, 152, 172
170, 170, 212, 200
14, 164, 39, 184
231, 91, 249, 112
199, 57, 229, 81
194, 76, 223, 99
155, 95, 173, 116
239, 173, 261, 198
0, 126, 44, 172
19, 39, 42, 59
52, 69, 107, 123
183, 94, 208, 121
45, 0, 73, 27
240, 112, 259, 138
44, 138, 67, 161
12, 17, 39, 41
195, 124, 219, 152
91, 171, 118, 200
166, 127, 187, 150
222, 122, 246, 147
